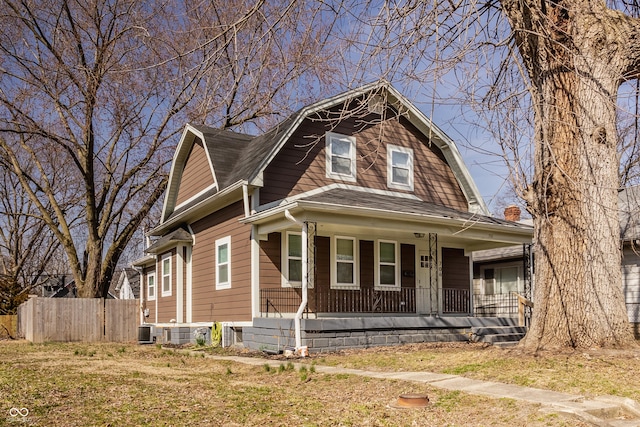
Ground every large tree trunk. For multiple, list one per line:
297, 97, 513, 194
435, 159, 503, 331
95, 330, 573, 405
502, 0, 639, 349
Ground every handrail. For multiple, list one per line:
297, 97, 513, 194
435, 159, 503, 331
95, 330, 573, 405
512, 292, 534, 327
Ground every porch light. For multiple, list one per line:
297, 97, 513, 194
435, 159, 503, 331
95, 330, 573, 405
414, 233, 425, 238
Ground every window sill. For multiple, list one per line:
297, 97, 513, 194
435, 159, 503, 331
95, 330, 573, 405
374, 285, 401, 292
331, 284, 359, 290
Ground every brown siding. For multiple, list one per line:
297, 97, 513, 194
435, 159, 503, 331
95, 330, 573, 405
359, 240, 374, 289
157, 249, 176, 322
442, 247, 470, 290
260, 111, 467, 211
315, 236, 330, 292
189, 201, 252, 322
401, 243, 415, 288
259, 233, 282, 289
176, 138, 215, 206
141, 264, 156, 322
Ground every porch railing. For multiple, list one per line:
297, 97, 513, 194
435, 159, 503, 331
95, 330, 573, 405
260, 287, 417, 315
473, 292, 519, 317
442, 288, 470, 314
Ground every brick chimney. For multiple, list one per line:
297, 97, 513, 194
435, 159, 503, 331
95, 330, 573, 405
504, 205, 521, 222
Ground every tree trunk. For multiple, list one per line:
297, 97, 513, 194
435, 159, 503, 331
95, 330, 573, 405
501, 0, 639, 349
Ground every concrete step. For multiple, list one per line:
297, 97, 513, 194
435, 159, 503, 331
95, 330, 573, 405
470, 325, 526, 346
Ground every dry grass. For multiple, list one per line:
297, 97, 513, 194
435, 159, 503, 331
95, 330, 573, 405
309, 342, 640, 401
0, 341, 605, 426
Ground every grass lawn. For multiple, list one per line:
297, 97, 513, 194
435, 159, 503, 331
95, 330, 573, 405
1, 341, 626, 426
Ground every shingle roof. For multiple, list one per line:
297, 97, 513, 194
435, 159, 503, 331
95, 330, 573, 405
297, 188, 530, 230
190, 125, 253, 189
146, 228, 193, 254
157, 81, 492, 232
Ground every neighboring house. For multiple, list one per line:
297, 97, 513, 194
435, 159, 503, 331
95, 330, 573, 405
41, 275, 77, 298
109, 268, 141, 300
138, 82, 533, 351
474, 188, 640, 336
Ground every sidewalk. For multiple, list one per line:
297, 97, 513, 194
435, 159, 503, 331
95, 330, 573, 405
209, 354, 640, 427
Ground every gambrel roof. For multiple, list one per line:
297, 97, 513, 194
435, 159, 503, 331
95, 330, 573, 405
156, 81, 489, 233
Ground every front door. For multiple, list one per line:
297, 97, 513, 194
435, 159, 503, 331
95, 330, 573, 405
417, 250, 437, 314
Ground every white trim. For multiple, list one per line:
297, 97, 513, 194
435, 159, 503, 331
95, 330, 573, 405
331, 235, 359, 289
325, 132, 357, 182
215, 236, 232, 290
176, 244, 184, 322
251, 225, 261, 318
375, 239, 400, 289
282, 231, 303, 288
174, 183, 218, 211
185, 245, 193, 322
387, 145, 414, 191
147, 272, 156, 301
161, 253, 172, 297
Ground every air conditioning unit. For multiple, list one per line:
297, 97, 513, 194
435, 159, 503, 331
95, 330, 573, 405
137, 325, 154, 344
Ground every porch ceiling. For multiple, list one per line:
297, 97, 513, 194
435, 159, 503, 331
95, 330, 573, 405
244, 188, 532, 250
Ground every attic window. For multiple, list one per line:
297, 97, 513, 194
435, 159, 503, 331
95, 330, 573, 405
387, 145, 414, 191
326, 132, 356, 181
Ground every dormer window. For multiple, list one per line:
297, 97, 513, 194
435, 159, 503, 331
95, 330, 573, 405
387, 145, 414, 191
326, 132, 356, 181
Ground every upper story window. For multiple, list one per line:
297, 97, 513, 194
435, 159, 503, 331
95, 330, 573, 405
147, 272, 156, 301
216, 236, 231, 290
387, 145, 414, 191
332, 236, 357, 288
326, 132, 356, 181
161, 253, 172, 297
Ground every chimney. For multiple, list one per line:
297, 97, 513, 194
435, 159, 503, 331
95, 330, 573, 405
504, 205, 521, 222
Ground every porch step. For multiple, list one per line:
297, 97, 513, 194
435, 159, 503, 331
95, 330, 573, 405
470, 326, 527, 347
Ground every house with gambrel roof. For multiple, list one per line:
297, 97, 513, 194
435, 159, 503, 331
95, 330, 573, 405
137, 82, 533, 352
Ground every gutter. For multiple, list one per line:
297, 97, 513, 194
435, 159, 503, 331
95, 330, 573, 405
284, 209, 308, 355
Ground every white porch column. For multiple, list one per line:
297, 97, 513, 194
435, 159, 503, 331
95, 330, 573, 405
176, 244, 184, 323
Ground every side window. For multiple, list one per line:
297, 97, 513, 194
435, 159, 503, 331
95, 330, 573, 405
147, 272, 156, 301
387, 145, 414, 191
283, 232, 302, 287
377, 240, 399, 287
161, 253, 172, 297
216, 236, 231, 290
333, 236, 357, 287
326, 132, 356, 181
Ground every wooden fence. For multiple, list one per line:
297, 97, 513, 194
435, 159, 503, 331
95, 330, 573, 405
18, 297, 140, 343
0, 315, 17, 339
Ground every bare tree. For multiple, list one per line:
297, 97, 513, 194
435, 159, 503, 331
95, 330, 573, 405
0, 158, 67, 313
337, 0, 639, 349
0, 0, 342, 298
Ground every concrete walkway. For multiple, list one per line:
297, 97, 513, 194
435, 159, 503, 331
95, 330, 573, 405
208, 354, 640, 427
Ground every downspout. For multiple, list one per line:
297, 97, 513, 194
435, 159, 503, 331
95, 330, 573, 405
284, 209, 307, 352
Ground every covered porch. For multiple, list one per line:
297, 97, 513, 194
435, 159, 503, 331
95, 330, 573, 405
246, 188, 533, 320
260, 286, 470, 316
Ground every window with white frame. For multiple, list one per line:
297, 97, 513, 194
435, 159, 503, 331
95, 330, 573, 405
483, 265, 522, 295
161, 253, 172, 296
333, 236, 357, 287
326, 132, 356, 181
283, 232, 303, 287
377, 240, 399, 287
216, 236, 231, 290
387, 145, 414, 190
147, 272, 156, 301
